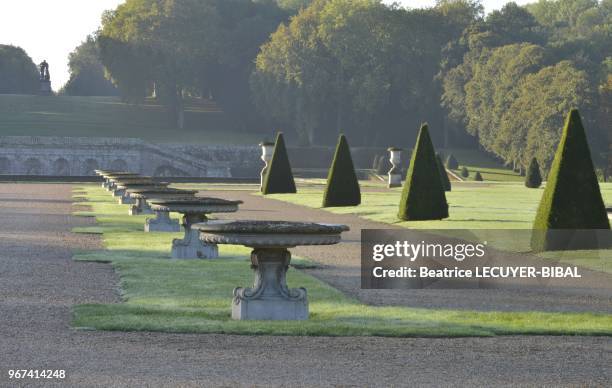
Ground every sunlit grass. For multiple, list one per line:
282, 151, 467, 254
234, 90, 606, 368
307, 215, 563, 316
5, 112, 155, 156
71, 185, 612, 337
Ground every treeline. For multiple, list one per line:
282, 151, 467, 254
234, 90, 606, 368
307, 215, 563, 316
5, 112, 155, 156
440, 0, 610, 171
2, 0, 609, 173
0, 45, 39, 94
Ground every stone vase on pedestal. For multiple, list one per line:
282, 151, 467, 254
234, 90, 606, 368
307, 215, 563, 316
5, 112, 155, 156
387, 147, 402, 188
197, 220, 349, 321
149, 198, 241, 258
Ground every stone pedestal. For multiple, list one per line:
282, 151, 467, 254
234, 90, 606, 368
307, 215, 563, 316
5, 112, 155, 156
39, 80, 52, 95
171, 214, 218, 259
387, 147, 402, 188
197, 220, 349, 321
233, 248, 308, 320
118, 191, 135, 205
149, 198, 242, 259
129, 197, 154, 215
145, 210, 180, 232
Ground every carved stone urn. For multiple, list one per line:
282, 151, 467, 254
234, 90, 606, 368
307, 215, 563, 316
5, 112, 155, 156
259, 141, 275, 190
387, 147, 403, 188
148, 197, 242, 259
196, 220, 349, 321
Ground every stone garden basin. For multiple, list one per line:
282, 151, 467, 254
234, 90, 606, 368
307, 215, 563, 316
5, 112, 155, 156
196, 220, 349, 321
108, 177, 154, 201
128, 188, 198, 231
114, 182, 169, 205
100, 172, 140, 191
148, 198, 243, 259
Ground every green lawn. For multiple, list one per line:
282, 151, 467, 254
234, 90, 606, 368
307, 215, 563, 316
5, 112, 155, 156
0, 94, 262, 144
71, 185, 612, 337
264, 181, 612, 272
440, 148, 524, 182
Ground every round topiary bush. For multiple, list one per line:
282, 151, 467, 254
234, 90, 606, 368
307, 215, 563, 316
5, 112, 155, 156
446, 154, 459, 170
261, 132, 296, 194
322, 134, 361, 207
461, 166, 469, 178
474, 171, 483, 181
435, 153, 451, 191
398, 124, 449, 221
525, 157, 542, 188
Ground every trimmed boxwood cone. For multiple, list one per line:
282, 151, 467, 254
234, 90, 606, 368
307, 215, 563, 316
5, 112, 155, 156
461, 166, 469, 178
262, 132, 296, 194
446, 154, 459, 170
531, 109, 610, 251
398, 124, 449, 220
474, 171, 483, 181
323, 134, 361, 207
436, 153, 452, 191
525, 157, 542, 188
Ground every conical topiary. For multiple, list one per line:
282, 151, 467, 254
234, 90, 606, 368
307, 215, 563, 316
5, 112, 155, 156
474, 171, 483, 181
436, 153, 452, 191
398, 124, 449, 220
262, 132, 296, 194
531, 109, 610, 251
446, 154, 459, 170
461, 166, 469, 178
322, 134, 361, 207
525, 157, 542, 188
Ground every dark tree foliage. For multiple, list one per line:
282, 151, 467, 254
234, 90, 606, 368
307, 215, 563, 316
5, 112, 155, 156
461, 166, 469, 178
446, 154, 459, 169
99, 0, 288, 130
0, 45, 39, 94
474, 171, 483, 181
62, 36, 118, 96
398, 124, 449, 221
436, 153, 452, 191
262, 132, 296, 194
322, 134, 361, 207
525, 157, 542, 188
531, 109, 610, 251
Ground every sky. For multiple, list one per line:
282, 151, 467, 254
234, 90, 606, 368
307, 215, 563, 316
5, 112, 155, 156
0, 0, 533, 90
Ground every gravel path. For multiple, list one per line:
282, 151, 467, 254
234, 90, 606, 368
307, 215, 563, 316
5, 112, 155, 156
0, 183, 610, 387
207, 190, 612, 313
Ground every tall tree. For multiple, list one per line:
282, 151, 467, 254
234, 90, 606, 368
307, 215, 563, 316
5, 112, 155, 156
0, 45, 39, 94
61, 35, 118, 96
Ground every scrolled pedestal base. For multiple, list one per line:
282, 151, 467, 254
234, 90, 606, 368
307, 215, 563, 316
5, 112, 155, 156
129, 198, 154, 215
171, 228, 218, 259
118, 192, 135, 205
145, 210, 180, 232
232, 248, 308, 321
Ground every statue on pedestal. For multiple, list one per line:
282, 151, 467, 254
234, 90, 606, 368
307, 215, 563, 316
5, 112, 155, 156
38, 60, 52, 95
